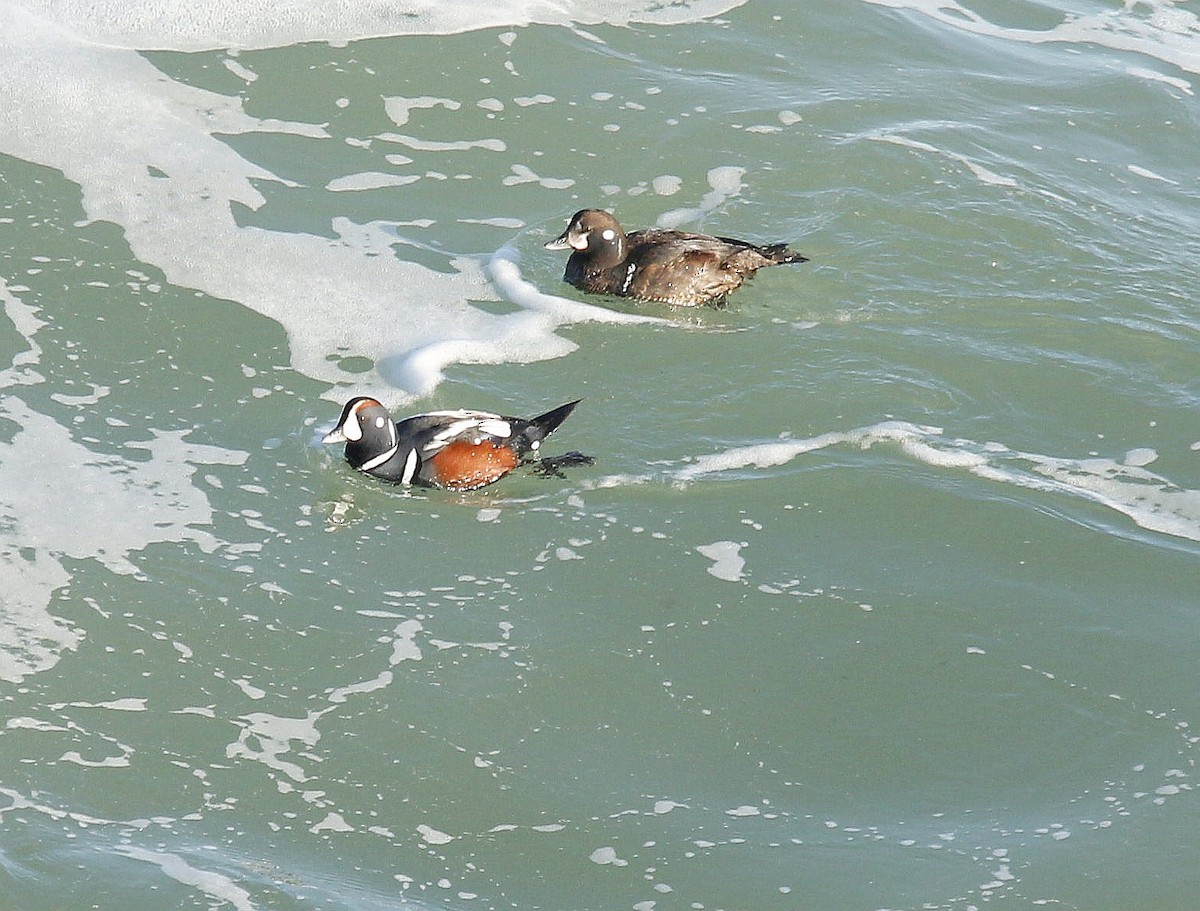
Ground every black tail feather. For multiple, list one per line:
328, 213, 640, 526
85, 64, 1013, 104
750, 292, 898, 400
714, 236, 808, 265
523, 399, 582, 445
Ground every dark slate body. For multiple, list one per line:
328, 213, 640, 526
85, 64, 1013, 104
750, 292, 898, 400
546, 208, 807, 307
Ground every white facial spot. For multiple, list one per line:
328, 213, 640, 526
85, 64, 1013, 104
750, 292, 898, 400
342, 415, 364, 441
601, 228, 616, 241
530, 439, 540, 451
375, 416, 386, 429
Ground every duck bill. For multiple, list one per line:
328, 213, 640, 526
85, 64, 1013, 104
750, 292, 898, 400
543, 232, 571, 251
322, 428, 348, 445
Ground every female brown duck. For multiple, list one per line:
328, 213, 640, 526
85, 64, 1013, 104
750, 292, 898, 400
545, 208, 807, 307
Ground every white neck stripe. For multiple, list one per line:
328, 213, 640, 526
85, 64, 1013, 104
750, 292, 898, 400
358, 442, 400, 473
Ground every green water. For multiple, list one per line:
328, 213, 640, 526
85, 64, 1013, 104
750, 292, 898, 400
1, 1, 1199, 909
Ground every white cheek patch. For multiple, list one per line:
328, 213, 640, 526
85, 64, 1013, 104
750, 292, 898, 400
375, 416, 386, 428
569, 233, 590, 251
601, 228, 616, 241
342, 415, 364, 441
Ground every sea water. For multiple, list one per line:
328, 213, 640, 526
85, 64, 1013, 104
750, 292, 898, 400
1, 0, 1198, 908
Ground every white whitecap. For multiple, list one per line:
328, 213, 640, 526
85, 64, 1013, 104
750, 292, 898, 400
1127, 164, 1179, 185
113, 847, 255, 911
869, 132, 1017, 187
860, 0, 1200, 77
674, 421, 1200, 544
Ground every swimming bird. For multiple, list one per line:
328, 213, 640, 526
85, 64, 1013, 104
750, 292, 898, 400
322, 398, 590, 491
545, 208, 807, 307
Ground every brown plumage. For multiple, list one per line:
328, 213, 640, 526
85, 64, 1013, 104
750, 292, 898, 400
545, 208, 807, 307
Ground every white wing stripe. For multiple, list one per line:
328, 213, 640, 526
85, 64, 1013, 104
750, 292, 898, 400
425, 417, 513, 453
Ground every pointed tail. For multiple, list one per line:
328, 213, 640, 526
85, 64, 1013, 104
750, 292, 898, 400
523, 399, 582, 446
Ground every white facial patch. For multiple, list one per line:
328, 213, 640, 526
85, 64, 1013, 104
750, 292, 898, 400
375, 416, 386, 428
601, 228, 616, 241
342, 414, 364, 441
569, 233, 590, 251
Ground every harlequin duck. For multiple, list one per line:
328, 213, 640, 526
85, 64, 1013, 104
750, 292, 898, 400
545, 208, 808, 307
322, 397, 590, 491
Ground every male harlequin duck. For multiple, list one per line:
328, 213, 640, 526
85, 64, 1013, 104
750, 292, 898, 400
322, 397, 591, 491
545, 208, 808, 307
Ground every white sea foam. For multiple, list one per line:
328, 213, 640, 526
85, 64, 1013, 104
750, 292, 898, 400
0, 277, 248, 682
226, 710, 328, 783
657, 165, 748, 228
9, 0, 749, 51
696, 541, 747, 582
378, 132, 507, 153
488, 245, 669, 327
675, 421, 1200, 544
0, 2, 739, 406
114, 847, 255, 911
326, 172, 422, 192
1127, 164, 1179, 185
1127, 65, 1194, 96
383, 95, 462, 126
861, 0, 1200, 76
869, 133, 1018, 187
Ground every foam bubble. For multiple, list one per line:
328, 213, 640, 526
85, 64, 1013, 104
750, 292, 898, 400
652, 174, 683, 195
226, 710, 326, 782
657, 165, 747, 228
589, 846, 628, 866
1124, 448, 1158, 467
326, 172, 421, 191
696, 541, 747, 582
383, 95, 461, 126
